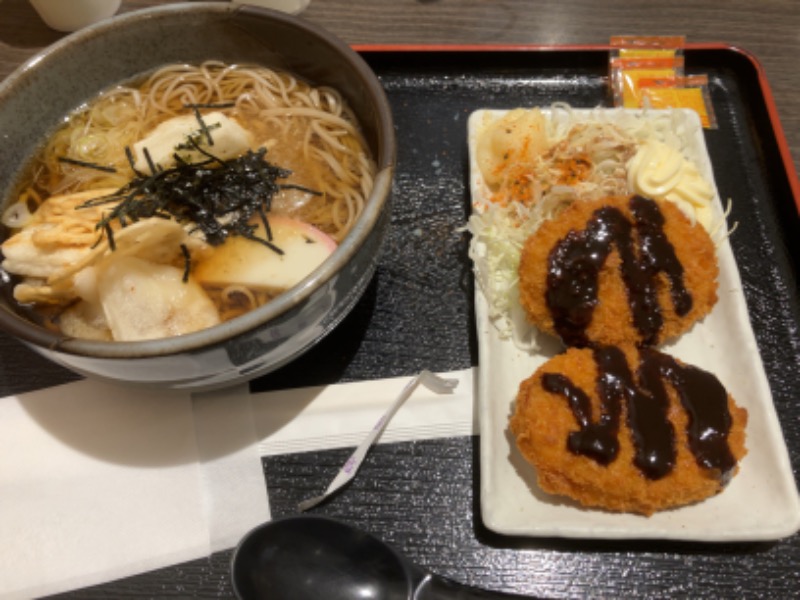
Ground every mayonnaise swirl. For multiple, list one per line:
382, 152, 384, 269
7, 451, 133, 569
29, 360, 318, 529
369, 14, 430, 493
627, 139, 715, 230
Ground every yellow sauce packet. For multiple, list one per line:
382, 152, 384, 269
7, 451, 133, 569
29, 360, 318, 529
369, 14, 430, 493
618, 48, 679, 59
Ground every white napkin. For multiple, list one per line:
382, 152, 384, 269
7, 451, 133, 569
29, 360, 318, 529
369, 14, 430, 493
0, 367, 474, 598
252, 368, 477, 456
0, 379, 269, 600
193, 385, 271, 553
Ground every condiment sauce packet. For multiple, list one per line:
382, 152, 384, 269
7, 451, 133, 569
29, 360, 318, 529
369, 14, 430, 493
609, 35, 717, 129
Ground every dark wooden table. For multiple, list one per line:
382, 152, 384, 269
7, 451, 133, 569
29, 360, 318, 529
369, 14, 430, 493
2, 1, 799, 598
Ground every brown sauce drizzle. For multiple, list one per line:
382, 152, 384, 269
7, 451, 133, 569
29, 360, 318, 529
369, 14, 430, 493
542, 345, 736, 480
546, 195, 692, 347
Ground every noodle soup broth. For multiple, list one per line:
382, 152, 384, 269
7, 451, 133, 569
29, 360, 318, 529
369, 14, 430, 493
1, 61, 377, 343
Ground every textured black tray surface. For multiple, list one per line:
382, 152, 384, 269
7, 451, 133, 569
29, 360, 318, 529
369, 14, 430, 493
35, 48, 800, 598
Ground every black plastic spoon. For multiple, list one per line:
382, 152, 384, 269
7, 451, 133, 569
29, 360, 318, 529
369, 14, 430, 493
231, 515, 531, 599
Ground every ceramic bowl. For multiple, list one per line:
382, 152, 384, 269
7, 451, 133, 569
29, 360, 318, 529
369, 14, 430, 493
0, 2, 395, 389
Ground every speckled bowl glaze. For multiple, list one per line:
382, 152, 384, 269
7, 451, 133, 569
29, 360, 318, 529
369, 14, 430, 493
0, 3, 395, 389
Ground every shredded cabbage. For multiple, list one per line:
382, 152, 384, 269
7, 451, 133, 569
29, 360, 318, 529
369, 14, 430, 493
467, 196, 564, 342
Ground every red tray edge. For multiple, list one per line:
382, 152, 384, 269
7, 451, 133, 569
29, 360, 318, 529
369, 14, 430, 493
351, 42, 800, 216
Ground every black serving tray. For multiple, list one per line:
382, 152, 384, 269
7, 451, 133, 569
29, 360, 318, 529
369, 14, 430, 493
40, 46, 800, 599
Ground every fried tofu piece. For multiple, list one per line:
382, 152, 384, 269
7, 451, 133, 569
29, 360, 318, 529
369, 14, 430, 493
1, 188, 117, 280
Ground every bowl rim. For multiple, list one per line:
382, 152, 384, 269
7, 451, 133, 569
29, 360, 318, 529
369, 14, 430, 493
0, 1, 396, 359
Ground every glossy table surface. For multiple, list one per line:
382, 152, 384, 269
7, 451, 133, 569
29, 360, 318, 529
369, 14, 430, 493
1, 1, 799, 598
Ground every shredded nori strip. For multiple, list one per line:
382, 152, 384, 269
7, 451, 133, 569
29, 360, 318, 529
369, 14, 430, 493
188, 105, 215, 147
174, 123, 221, 154
57, 156, 117, 174
103, 223, 116, 251
124, 146, 142, 176
78, 146, 318, 254
180, 243, 191, 283
142, 146, 158, 175
184, 102, 236, 110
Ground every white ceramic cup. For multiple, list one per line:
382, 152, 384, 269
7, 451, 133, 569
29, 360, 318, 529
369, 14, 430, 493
29, 0, 122, 32
231, 0, 311, 15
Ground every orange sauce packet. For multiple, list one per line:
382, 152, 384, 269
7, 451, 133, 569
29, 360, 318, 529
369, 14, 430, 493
610, 35, 686, 52
640, 75, 717, 128
611, 56, 685, 108
609, 36, 716, 128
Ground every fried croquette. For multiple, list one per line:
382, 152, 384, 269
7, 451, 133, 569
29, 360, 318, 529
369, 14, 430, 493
510, 345, 747, 516
518, 194, 718, 348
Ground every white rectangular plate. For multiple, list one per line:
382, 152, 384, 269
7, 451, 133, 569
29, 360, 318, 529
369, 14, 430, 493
471, 107, 800, 541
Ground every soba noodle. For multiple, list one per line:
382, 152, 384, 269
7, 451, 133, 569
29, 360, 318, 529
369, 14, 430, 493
0, 61, 376, 342
28, 61, 373, 241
